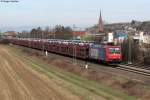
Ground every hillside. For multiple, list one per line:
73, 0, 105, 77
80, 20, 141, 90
88, 21, 150, 32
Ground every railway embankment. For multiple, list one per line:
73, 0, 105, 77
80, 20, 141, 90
1, 44, 137, 100
7, 44, 150, 100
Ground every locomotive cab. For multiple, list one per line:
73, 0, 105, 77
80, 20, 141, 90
106, 46, 122, 64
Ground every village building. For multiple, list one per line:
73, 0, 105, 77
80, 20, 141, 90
2, 31, 18, 38
113, 30, 128, 43
72, 30, 86, 39
133, 31, 150, 44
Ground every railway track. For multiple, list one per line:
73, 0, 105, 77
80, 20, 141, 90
117, 64, 150, 76
11, 45, 150, 84
121, 63, 150, 69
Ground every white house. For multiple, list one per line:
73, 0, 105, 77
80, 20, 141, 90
133, 31, 150, 44
107, 32, 114, 43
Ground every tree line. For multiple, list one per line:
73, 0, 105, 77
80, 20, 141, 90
18, 25, 73, 40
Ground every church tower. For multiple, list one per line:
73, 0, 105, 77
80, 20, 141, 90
98, 11, 104, 32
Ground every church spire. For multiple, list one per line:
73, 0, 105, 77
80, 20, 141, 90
98, 11, 104, 32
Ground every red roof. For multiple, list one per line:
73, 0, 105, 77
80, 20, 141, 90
72, 31, 86, 36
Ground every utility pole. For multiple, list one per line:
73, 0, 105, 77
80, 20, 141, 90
28, 32, 31, 48
73, 43, 77, 65
53, 29, 56, 39
72, 24, 77, 65
42, 31, 45, 55
148, 34, 150, 57
73, 24, 76, 40
0, 31, 2, 39
128, 33, 132, 64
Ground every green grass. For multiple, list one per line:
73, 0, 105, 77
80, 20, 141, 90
6, 45, 137, 100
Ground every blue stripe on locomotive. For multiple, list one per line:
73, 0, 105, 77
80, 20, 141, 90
89, 44, 106, 61
99, 47, 105, 61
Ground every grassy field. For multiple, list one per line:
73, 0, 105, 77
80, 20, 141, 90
2, 45, 137, 100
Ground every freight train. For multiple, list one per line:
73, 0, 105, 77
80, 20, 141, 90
5, 38, 122, 64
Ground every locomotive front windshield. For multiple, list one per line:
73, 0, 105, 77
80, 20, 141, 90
109, 48, 121, 54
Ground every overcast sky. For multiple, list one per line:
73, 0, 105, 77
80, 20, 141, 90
0, 0, 150, 27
